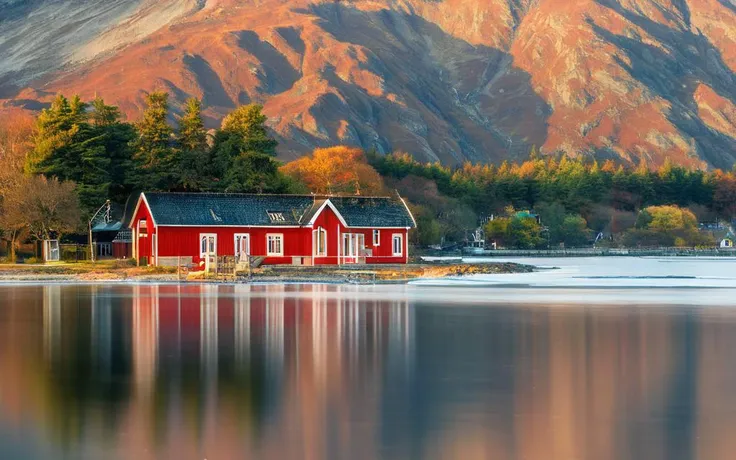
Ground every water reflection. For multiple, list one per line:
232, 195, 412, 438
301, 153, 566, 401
1, 285, 736, 459
2, 285, 414, 459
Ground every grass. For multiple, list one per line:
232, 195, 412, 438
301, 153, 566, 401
0, 260, 177, 278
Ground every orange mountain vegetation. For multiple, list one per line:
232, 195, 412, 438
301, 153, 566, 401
0, 0, 734, 168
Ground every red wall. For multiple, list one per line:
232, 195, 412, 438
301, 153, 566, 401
157, 226, 311, 266
112, 242, 132, 259
311, 205, 346, 265
132, 198, 157, 264
130, 196, 410, 266
310, 206, 408, 265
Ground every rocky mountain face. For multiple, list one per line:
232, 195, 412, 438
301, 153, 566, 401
0, 0, 734, 168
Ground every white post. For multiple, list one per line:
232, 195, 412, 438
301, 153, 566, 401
337, 225, 341, 266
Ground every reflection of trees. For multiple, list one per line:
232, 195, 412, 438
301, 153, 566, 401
41, 285, 133, 447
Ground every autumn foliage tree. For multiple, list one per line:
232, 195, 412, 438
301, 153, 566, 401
281, 146, 385, 195
0, 113, 35, 261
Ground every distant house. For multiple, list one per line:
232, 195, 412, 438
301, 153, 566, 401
514, 210, 541, 224
90, 196, 137, 259
129, 192, 416, 267
720, 230, 735, 249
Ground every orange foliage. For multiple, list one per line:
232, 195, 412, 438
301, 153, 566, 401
281, 146, 386, 196
0, 112, 35, 194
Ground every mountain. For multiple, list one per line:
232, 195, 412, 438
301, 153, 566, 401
1, 0, 734, 168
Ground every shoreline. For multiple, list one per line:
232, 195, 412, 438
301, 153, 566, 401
0, 262, 535, 285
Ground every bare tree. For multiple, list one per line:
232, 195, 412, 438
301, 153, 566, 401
0, 176, 29, 263
25, 176, 82, 242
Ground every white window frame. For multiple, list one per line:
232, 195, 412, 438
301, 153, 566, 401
234, 233, 250, 260
138, 219, 148, 237
98, 242, 112, 257
200, 233, 217, 258
313, 227, 327, 257
267, 234, 284, 256
392, 234, 404, 257
373, 229, 381, 246
343, 233, 355, 258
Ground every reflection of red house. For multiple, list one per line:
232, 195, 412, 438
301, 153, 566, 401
130, 192, 416, 267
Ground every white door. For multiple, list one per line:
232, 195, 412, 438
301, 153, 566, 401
341, 233, 364, 264
356, 234, 365, 260
200, 234, 217, 269
235, 234, 250, 263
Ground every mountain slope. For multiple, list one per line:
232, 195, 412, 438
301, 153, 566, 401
1, 0, 734, 168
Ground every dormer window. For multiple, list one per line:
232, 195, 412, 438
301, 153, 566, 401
267, 212, 286, 222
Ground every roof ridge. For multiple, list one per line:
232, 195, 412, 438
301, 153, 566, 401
144, 191, 395, 199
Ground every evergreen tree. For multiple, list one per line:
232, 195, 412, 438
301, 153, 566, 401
133, 91, 174, 190
223, 152, 289, 194
89, 98, 137, 204
175, 98, 209, 191
27, 94, 137, 212
27, 94, 87, 176
91, 97, 122, 127
210, 104, 282, 192
211, 104, 277, 179
220, 104, 277, 155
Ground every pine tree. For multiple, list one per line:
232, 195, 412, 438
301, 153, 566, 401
133, 91, 174, 190
89, 97, 137, 204
91, 97, 122, 127
220, 104, 277, 155
27, 94, 85, 176
175, 98, 209, 191
210, 104, 280, 191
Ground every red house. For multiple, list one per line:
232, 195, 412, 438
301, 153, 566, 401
130, 192, 417, 267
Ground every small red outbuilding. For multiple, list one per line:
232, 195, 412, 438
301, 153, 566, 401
130, 192, 416, 267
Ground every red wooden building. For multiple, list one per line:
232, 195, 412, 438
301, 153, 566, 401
130, 192, 416, 267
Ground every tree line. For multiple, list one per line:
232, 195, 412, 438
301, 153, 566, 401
25, 92, 296, 211
0, 92, 298, 261
370, 152, 736, 248
2, 90, 736, 261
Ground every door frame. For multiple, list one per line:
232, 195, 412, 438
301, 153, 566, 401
341, 233, 365, 264
234, 233, 250, 263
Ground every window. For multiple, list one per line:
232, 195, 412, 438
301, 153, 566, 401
97, 243, 112, 257
267, 212, 286, 222
313, 227, 327, 257
267, 234, 284, 256
200, 234, 217, 257
392, 234, 403, 257
234, 234, 250, 261
138, 219, 148, 236
373, 229, 381, 246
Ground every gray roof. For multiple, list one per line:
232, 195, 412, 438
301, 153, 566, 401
330, 197, 415, 228
140, 193, 415, 228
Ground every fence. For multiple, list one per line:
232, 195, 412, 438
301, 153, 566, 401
59, 244, 91, 262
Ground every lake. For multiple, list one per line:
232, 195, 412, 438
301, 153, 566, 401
2, 257, 736, 459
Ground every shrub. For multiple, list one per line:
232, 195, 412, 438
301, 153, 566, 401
113, 259, 137, 269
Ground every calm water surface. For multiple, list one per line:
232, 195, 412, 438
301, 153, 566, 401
2, 258, 736, 460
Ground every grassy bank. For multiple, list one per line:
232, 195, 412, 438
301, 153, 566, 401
0, 261, 533, 284
0, 261, 178, 282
